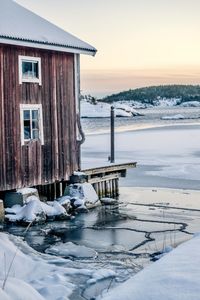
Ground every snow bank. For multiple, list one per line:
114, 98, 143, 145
0, 278, 44, 300
161, 114, 199, 120
101, 234, 200, 300
81, 100, 140, 118
0, 233, 73, 299
46, 242, 97, 258
0, 233, 116, 300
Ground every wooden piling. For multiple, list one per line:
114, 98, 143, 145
34, 162, 136, 202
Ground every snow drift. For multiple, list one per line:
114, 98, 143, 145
101, 234, 200, 300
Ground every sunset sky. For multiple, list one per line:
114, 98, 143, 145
16, 0, 200, 97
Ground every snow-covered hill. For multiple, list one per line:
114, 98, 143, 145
81, 100, 142, 118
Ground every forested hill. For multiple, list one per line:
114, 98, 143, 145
103, 85, 200, 104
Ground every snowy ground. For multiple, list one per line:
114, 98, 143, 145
0, 232, 116, 300
101, 233, 200, 300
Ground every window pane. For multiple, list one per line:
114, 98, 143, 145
33, 62, 39, 79
32, 120, 39, 130
32, 129, 39, 139
22, 61, 33, 78
32, 110, 38, 120
23, 110, 30, 120
24, 120, 31, 139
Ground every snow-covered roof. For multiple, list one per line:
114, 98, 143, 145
0, 0, 97, 56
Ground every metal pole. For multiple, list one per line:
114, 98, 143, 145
110, 106, 115, 163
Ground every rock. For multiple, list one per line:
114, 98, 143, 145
75, 206, 88, 213
85, 200, 101, 209
64, 183, 99, 206
56, 195, 72, 213
54, 213, 72, 221
69, 173, 88, 184
4, 188, 39, 208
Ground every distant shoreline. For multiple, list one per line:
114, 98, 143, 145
85, 122, 200, 136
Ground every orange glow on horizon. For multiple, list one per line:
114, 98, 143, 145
81, 67, 200, 97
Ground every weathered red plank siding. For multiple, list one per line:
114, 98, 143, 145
0, 44, 78, 191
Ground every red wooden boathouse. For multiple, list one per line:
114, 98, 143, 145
0, 0, 96, 198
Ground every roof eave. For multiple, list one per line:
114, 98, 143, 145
0, 37, 97, 56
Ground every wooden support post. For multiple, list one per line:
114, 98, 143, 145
115, 178, 119, 196
104, 181, 107, 197
93, 183, 97, 195
108, 180, 112, 198
112, 179, 115, 198
62, 182, 66, 195
55, 182, 60, 198
99, 182, 101, 198
47, 184, 51, 201
96, 182, 99, 198
59, 182, 63, 197
98, 182, 102, 198
110, 106, 115, 163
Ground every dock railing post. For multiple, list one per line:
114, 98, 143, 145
110, 106, 115, 163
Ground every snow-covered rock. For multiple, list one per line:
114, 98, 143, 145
5, 196, 69, 223
17, 188, 39, 203
56, 195, 72, 212
114, 103, 142, 116
180, 101, 200, 107
66, 183, 99, 208
5, 199, 46, 223
46, 242, 97, 258
81, 101, 110, 118
4, 188, 39, 208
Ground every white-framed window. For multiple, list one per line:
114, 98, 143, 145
19, 55, 42, 85
20, 104, 44, 145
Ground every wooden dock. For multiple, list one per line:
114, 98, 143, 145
82, 162, 137, 198
35, 162, 136, 201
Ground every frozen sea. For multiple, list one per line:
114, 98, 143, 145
4, 106, 200, 300
81, 106, 200, 190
